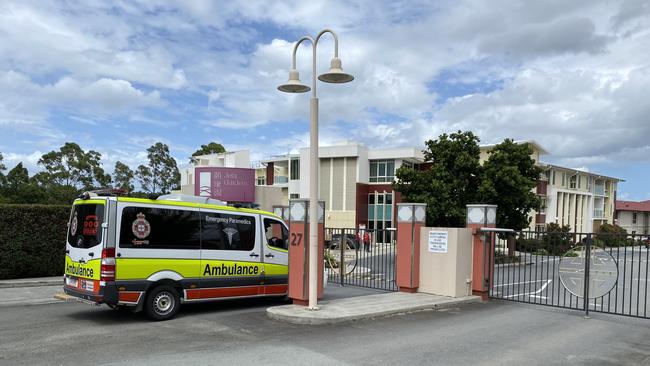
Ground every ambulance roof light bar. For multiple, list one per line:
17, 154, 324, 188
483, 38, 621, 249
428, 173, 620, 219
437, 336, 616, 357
157, 194, 227, 206
79, 188, 129, 200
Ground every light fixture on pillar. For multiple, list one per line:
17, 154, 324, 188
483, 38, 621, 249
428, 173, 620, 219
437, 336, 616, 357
277, 69, 311, 93
318, 57, 354, 83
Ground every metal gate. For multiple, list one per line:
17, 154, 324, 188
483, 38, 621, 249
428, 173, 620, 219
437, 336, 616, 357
485, 229, 650, 319
324, 228, 397, 291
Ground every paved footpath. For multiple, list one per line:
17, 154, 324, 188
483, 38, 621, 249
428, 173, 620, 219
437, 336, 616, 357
268, 292, 481, 324
0, 276, 63, 307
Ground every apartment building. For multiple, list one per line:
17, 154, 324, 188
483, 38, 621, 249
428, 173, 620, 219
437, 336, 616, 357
616, 200, 650, 235
177, 141, 621, 234
480, 141, 621, 233
257, 142, 424, 229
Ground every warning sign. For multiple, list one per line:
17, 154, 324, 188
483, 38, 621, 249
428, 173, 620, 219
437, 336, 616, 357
428, 231, 448, 253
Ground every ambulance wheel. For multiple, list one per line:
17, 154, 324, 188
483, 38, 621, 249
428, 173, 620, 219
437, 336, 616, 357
145, 285, 180, 321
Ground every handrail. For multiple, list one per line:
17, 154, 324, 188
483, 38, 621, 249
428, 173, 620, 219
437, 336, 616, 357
478, 227, 515, 233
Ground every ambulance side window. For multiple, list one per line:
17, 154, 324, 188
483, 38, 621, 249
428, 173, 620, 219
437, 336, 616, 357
119, 207, 200, 249
201, 212, 256, 251
263, 218, 289, 250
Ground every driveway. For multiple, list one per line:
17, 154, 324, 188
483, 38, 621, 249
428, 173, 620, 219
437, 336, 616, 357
0, 291, 648, 365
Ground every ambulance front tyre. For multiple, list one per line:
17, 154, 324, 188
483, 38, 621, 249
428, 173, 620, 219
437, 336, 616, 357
145, 285, 180, 321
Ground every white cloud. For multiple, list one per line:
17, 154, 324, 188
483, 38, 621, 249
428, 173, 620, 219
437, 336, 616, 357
0, 0, 649, 199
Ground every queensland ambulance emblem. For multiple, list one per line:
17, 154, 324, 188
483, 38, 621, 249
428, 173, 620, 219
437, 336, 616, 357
132, 212, 151, 239
70, 216, 78, 236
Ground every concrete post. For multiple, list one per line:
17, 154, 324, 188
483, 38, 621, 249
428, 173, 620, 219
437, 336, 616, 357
466, 204, 497, 300
288, 199, 325, 305
396, 203, 427, 293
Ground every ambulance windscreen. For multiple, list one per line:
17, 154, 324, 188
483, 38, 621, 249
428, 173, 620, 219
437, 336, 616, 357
68, 204, 105, 249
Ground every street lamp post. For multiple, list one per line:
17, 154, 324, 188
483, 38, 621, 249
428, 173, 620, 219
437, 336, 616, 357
278, 29, 353, 310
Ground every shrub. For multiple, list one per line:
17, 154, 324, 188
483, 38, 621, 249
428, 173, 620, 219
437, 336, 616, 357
494, 251, 520, 264
595, 223, 634, 247
541, 223, 575, 256
0, 204, 70, 279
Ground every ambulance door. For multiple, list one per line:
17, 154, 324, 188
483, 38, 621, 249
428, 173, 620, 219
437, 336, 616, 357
261, 217, 289, 295
64, 200, 106, 294
199, 210, 263, 299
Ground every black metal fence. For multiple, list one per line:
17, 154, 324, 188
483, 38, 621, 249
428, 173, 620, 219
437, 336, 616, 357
486, 229, 650, 319
324, 228, 397, 291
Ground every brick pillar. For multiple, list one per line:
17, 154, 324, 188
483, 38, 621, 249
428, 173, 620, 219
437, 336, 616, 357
288, 199, 325, 305
396, 203, 427, 293
466, 204, 497, 300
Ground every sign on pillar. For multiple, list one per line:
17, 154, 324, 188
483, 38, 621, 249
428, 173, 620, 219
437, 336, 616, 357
466, 204, 497, 300
288, 199, 325, 305
396, 203, 426, 293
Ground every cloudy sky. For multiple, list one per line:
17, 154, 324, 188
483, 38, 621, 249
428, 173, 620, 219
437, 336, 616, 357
0, 0, 649, 200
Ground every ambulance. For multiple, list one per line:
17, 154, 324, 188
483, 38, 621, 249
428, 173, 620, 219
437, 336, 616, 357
63, 192, 289, 320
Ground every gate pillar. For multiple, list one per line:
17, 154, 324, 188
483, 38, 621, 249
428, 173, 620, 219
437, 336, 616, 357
288, 199, 325, 305
466, 204, 497, 300
396, 203, 427, 293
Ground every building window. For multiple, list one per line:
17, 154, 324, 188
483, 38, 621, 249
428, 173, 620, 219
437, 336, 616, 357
569, 175, 577, 189
370, 160, 395, 183
368, 191, 395, 243
289, 193, 299, 199
561, 172, 566, 187
535, 224, 546, 232
551, 170, 556, 185
540, 198, 547, 214
401, 161, 414, 170
257, 176, 265, 185
290, 158, 300, 180
633, 212, 637, 224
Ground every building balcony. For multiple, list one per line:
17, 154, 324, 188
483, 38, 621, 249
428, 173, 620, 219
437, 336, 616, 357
535, 213, 546, 224
274, 175, 289, 185
594, 185, 606, 196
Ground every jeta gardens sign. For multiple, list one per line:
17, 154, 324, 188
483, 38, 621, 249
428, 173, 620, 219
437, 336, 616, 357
195, 167, 256, 203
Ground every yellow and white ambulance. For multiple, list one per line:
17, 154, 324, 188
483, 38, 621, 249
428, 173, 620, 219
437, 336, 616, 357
63, 192, 289, 320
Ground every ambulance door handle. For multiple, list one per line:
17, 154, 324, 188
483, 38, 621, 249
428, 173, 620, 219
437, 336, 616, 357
88, 252, 94, 257
249, 253, 260, 258
65, 250, 70, 254
116, 253, 121, 257
265, 253, 275, 258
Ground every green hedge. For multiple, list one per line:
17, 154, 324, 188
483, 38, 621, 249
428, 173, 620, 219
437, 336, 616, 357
0, 204, 70, 279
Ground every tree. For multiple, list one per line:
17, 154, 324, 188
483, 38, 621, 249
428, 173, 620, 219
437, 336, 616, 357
0, 152, 6, 187
136, 142, 180, 194
478, 139, 542, 230
34, 142, 110, 190
393, 131, 482, 227
6, 163, 29, 190
0, 163, 43, 204
190, 142, 225, 163
113, 161, 135, 192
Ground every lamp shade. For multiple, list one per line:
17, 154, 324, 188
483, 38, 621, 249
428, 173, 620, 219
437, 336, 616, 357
278, 69, 310, 93
318, 57, 354, 83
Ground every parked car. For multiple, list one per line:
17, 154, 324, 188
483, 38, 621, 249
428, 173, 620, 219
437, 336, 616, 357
326, 233, 359, 250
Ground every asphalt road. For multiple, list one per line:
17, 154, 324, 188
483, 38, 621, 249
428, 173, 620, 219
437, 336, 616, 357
1, 289, 649, 365
492, 246, 650, 317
